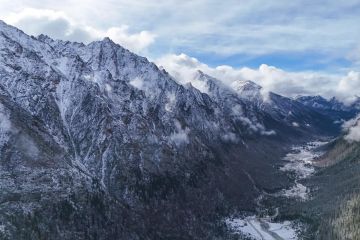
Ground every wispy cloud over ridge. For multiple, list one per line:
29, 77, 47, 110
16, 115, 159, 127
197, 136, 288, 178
156, 53, 360, 103
4, 8, 156, 53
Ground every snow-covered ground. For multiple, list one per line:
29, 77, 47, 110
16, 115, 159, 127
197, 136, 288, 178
226, 141, 328, 239
280, 141, 327, 200
226, 216, 297, 240
281, 183, 308, 200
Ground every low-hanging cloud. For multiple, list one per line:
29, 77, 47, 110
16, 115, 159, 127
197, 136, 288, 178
4, 8, 156, 53
344, 124, 360, 142
0, 103, 11, 132
156, 53, 360, 104
169, 120, 190, 146
343, 115, 360, 142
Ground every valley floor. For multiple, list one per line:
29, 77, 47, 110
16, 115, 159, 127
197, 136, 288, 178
226, 215, 297, 240
226, 141, 328, 240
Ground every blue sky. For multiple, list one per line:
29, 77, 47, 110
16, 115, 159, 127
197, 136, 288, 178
179, 51, 353, 73
1, 0, 359, 71
0, 0, 359, 100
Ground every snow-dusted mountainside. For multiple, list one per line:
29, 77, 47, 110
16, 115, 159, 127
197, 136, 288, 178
296, 95, 360, 122
0, 20, 347, 239
191, 71, 339, 137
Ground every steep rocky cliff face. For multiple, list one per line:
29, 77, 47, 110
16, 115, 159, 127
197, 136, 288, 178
0, 20, 349, 239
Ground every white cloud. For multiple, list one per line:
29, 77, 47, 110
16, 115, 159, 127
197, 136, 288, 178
0, 103, 18, 148
292, 122, 300, 127
238, 116, 276, 136
230, 105, 276, 136
342, 115, 360, 142
221, 132, 238, 143
157, 54, 211, 93
129, 77, 144, 90
18, 134, 40, 158
345, 124, 360, 142
4, 8, 156, 53
1, 4, 359, 102
156, 53, 360, 103
103, 26, 155, 53
129, 76, 161, 99
337, 71, 360, 104
82, 0, 359, 57
342, 115, 360, 131
0, 103, 11, 132
169, 120, 190, 146
0, 1, 359, 60
165, 92, 176, 112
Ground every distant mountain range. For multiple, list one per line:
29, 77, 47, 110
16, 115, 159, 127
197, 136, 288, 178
296, 95, 360, 122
